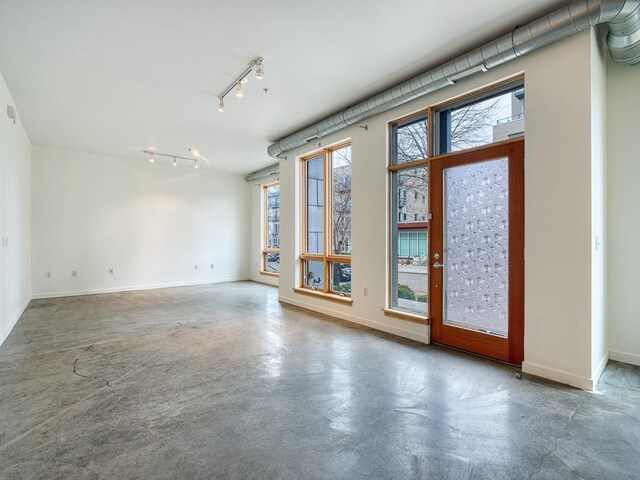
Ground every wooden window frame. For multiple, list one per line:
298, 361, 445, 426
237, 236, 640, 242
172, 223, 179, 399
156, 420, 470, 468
261, 181, 280, 277
298, 141, 352, 304
385, 73, 525, 324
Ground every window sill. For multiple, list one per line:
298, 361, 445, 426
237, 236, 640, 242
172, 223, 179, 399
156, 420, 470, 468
293, 288, 353, 305
382, 308, 429, 325
260, 271, 279, 277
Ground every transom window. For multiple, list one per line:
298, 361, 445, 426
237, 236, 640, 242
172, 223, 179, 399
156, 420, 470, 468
299, 142, 352, 300
261, 182, 280, 275
436, 82, 525, 154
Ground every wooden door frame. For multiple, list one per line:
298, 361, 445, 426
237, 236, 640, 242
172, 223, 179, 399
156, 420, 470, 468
429, 140, 524, 365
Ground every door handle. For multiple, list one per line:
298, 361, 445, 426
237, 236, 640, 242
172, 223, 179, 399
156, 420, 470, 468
433, 262, 445, 269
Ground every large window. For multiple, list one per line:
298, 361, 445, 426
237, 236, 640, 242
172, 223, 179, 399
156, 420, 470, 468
390, 116, 430, 317
386, 77, 524, 321
299, 142, 352, 301
261, 182, 280, 275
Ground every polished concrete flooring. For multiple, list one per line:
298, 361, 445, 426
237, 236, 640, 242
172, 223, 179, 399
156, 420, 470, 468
0, 282, 638, 479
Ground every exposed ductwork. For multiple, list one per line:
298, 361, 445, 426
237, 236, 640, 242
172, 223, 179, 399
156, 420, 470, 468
245, 162, 279, 183
259, 0, 640, 163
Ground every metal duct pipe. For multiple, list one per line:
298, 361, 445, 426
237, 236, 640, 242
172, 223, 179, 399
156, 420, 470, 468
264, 0, 640, 160
245, 162, 279, 183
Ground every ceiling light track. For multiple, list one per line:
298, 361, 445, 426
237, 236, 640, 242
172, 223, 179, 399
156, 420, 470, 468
217, 57, 264, 112
143, 150, 201, 169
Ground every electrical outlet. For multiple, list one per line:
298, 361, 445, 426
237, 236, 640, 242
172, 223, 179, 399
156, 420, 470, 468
194, 264, 199, 270
45, 272, 52, 279
363, 287, 368, 296
72, 270, 78, 277
108, 268, 114, 274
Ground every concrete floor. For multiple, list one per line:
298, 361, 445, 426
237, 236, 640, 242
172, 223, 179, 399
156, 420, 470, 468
0, 282, 638, 479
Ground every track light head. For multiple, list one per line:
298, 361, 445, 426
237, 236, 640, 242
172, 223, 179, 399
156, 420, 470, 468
148, 153, 155, 163
235, 82, 243, 98
194, 160, 199, 169
173, 157, 177, 167
218, 98, 224, 112
256, 59, 264, 80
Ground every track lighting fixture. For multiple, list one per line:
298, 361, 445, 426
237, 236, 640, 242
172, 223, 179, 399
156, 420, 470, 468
142, 150, 203, 170
216, 56, 264, 112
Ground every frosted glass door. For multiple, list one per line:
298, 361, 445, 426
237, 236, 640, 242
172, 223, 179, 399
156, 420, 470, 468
443, 158, 509, 337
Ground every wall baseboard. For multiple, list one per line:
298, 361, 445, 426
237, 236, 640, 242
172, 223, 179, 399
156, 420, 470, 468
31, 276, 249, 300
249, 275, 279, 287
592, 352, 609, 389
0, 296, 32, 348
609, 350, 640, 367
522, 361, 597, 391
279, 295, 429, 345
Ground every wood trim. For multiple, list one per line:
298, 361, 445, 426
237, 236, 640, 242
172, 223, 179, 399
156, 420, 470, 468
430, 137, 524, 162
261, 182, 280, 274
325, 255, 351, 263
260, 271, 279, 277
383, 308, 430, 325
293, 287, 353, 305
300, 253, 325, 262
398, 222, 428, 230
388, 158, 429, 172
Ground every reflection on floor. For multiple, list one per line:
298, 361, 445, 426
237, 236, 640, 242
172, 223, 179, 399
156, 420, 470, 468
0, 281, 638, 479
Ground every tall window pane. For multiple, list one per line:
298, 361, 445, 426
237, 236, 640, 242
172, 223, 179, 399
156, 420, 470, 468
332, 145, 351, 255
394, 117, 428, 164
306, 155, 324, 254
439, 86, 524, 153
392, 166, 429, 315
266, 184, 280, 249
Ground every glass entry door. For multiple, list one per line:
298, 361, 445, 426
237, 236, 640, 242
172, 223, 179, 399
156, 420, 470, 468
429, 140, 524, 364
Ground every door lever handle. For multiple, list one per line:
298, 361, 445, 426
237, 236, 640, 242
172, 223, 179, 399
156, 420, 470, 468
433, 262, 445, 269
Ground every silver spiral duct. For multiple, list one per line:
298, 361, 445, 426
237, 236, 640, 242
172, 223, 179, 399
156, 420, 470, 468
245, 162, 279, 183
259, 0, 640, 164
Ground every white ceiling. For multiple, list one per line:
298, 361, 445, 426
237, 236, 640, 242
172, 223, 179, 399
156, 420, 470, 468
0, 0, 567, 174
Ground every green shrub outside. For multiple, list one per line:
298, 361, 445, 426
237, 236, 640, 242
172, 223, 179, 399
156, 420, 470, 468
397, 284, 415, 301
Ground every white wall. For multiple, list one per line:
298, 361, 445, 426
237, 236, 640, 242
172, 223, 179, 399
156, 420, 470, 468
31, 146, 249, 298
275, 30, 607, 389
249, 179, 279, 287
0, 71, 32, 346
607, 59, 640, 367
